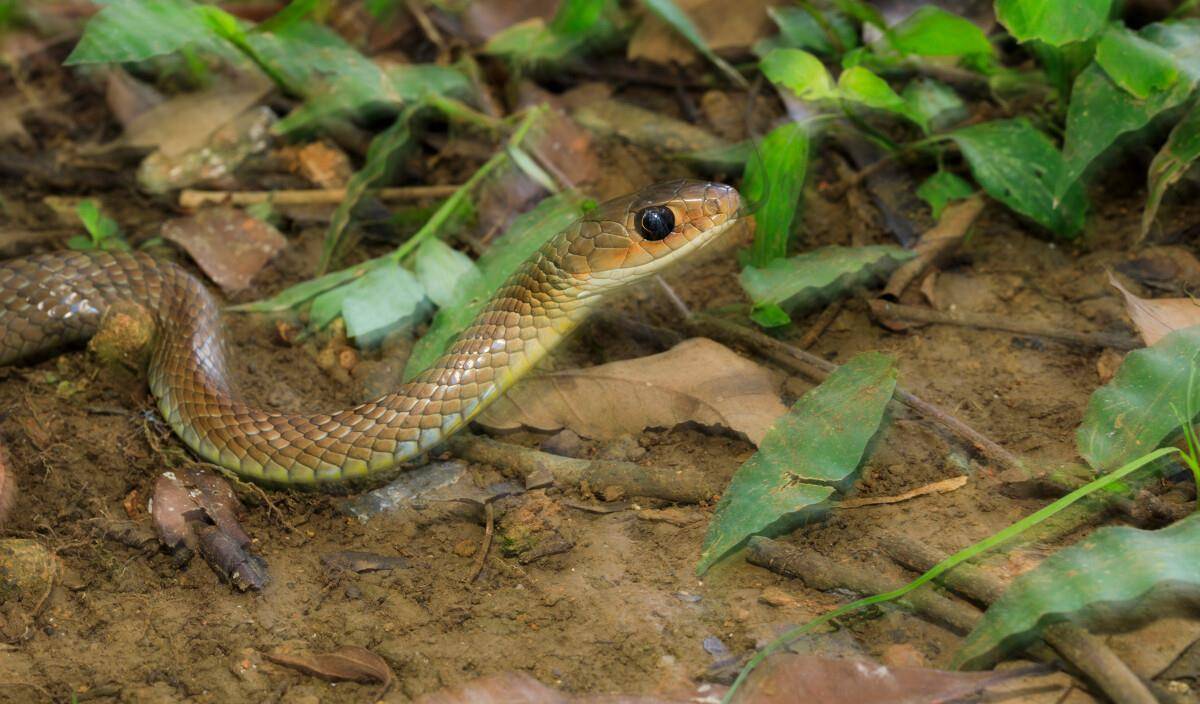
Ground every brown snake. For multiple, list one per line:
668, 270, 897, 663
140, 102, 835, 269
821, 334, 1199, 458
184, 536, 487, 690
0, 180, 742, 489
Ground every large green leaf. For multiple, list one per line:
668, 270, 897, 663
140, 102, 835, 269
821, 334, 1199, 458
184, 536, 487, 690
956, 513, 1200, 670
697, 352, 898, 574
1078, 325, 1200, 472
739, 245, 913, 328
760, 48, 836, 101
403, 192, 589, 380
949, 119, 1087, 237
838, 67, 926, 130
741, 121, 810, 268
887, 6, 992, 59
1143, 101, 1200, 237
65, 0, 224, 64
1095, 24, 1180, 99
1057, 63, 1193, 197
995, 0, 1112, 47
338, 264, 428, 340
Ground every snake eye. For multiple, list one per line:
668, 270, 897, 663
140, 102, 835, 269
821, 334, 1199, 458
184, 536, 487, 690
636, 206, 675, 241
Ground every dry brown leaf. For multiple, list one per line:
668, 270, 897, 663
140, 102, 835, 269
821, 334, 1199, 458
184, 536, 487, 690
161, 207, 287, 293
478, 338, 786, 445
412, 670, 723, 703
736, 653, 1039, 704
627, 0, 773, 66
265, 645, 395, 689
119, 79, 271, 157
1109, 272, 1200, 346
104, 68, 164, 129
0, 444, 14, 528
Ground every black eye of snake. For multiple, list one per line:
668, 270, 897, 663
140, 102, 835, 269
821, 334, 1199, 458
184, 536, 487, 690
636, 206, 675, 241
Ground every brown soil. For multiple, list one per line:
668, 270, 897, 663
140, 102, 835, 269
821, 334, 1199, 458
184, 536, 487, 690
3, 78, 1200, 704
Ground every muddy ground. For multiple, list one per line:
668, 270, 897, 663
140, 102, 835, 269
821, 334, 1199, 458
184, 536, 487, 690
3, 70, 1200, 704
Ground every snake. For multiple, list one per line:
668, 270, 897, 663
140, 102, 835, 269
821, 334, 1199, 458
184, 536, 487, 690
0, 180, 742, 490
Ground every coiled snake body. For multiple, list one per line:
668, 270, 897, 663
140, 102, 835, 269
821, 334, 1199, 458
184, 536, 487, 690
0, 181, 741, 490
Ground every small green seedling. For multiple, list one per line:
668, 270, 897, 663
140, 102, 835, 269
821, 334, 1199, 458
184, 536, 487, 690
69, 200, 130, 251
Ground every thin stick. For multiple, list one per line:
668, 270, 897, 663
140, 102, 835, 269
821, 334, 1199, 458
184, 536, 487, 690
795, 300, 843, 349
448, 435, 721, 504
870, 300, 1141, 351
689, 313, 1026, 473
468, 502, 494, 583
881, 534, 1158, 704
178, 185, 461, 209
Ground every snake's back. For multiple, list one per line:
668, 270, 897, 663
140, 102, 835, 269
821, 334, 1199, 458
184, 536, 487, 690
0, 181, 741, 489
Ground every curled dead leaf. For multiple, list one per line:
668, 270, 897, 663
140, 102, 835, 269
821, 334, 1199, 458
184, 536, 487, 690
1109, 272, 1200, 346
265, 645, 395, 690
478, 338, 786, 445
161, 207, 287, 294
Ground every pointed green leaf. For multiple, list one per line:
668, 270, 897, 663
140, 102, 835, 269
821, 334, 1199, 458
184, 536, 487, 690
412, 239, 482, 308
888, 6, 993, 59
403, 192, 589, 380
1078, 325, 1200, 472
697, 352, 898, 573
741, 121, 810, 267
838, 66, 927, 130
760, 48, 837, 101
957, 513, 1200, 670
1095, 24, 1180, 99
950, 119, 1087, 237
740, 245, 914, 327
65, 0, 222, 64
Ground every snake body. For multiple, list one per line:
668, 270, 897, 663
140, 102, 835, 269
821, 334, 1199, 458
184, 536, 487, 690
0, 180, 741, 489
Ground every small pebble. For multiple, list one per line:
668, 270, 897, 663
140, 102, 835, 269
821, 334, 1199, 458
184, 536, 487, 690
597, 434, 646, 462
600, 485, 625, 502
758, 586, 798, 608
541, 429, 584, 458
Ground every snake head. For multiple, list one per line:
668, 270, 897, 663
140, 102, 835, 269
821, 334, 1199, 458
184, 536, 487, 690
550, 179, 743, 288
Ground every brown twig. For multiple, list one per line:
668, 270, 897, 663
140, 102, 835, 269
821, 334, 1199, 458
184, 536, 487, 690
468, 502, 494, 584
870, 300, 1142, 351
178, 185, 461, 209
795, 300, 844, 349
834, 475, 967, 510
448, 435, 721, 504
880, 534, 1158, 704
688, 313, 1026, 473
746, 536, 982, 633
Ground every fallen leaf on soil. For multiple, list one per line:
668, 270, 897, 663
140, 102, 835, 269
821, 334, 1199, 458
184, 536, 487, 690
0, 444, 14, 528
281, 141, 353, 189
1116, 246, 1200, 293
138, 106, 276, 193
412, 669, 724, 703
572, 98, 732, 156
104, 68, 163, 129
628, 0, 773, 66
265, 645, 395, 689
459, 0, 558, 41
118, 79, 271, 157
150, 467, 268, 591
161, 207, 287, 293
1108, 272, 1200, 346
478, 338, 786, 445
738, 653, 1038, 703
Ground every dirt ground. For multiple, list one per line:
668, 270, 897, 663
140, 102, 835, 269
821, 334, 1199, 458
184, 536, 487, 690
3, 69, 1200, 704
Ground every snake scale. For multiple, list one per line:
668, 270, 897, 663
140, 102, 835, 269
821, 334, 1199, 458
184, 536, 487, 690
0, 180, 742, 490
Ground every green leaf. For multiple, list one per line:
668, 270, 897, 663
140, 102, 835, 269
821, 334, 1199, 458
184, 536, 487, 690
412, 239, 482, 308
339, 264, 427, 340
888, 6, 993, 59
995, 0, 1113, 47
740, 245, 914, 327
229, 264, 368, 314
760, 48, 836, 100
256, 0, 322, 33
640, 0, 747, 87
403, 192, 589, 380
1058, 63, 1193, 200
838, 66, 926, 130
956, 513, 1200, 670
757, 5, 858, 57
551, 0, 610, 36
1142, 20, 1200, 83
1095, 24, 1180, 99
319, 112, 415, 273
949, 119, 1087, 237
75, 199, 124, 249
1078, 325, 1200, 472
917, 170, 976, 219
697, 352, 898, 573
741, 121, 810, 268
902, 79, 967, 133
1143, 101, 1200, 237
65, 0, 221, 64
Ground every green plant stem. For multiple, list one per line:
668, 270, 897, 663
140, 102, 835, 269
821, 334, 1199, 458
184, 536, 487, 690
720, 445, 1180, 703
